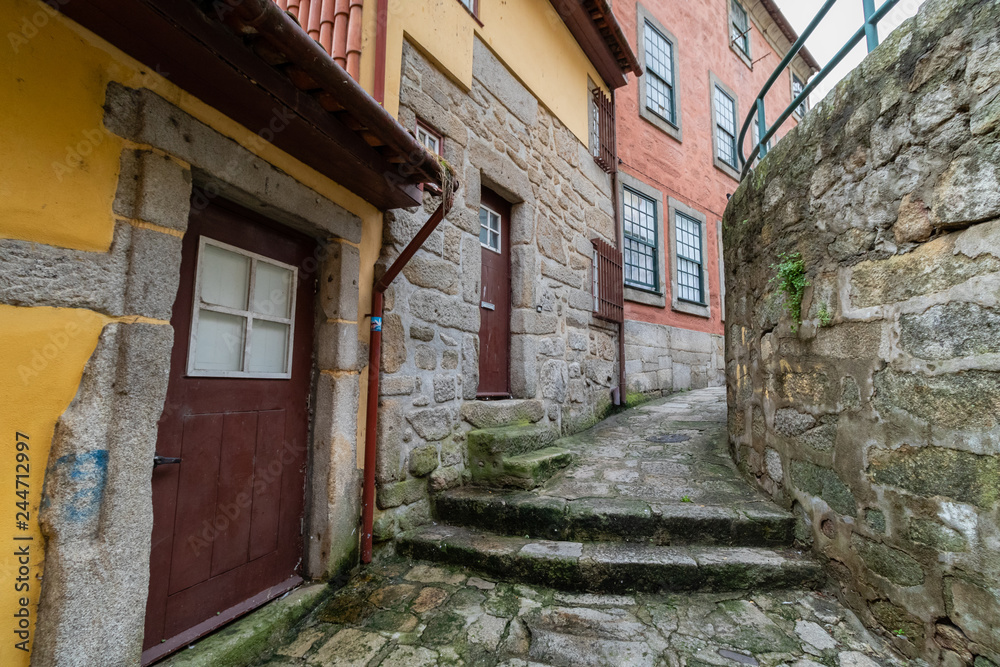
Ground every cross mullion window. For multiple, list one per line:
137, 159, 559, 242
731, 0, 750, 55
715, 86, 738, 169
622, 188, 658, 292
188, 238, 297, 378
675, 212, 704, 304
643, 21, 676, 124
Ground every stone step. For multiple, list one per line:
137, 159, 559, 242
434, 488, 796, 547
476, 447, 574, 490
460, 399, 545, 428
468, 424, 559, 484
396, 525, 824, 594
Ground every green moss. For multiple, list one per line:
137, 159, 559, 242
483, 585, 520, 617
162, 585, 330, 667
770, 252, 809, 332
420, 611, 467, 645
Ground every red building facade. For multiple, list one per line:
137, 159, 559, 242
611, 0, 818, 394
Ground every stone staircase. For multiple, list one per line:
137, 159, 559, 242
397, 388, 825, 595
460, 399, 574, 490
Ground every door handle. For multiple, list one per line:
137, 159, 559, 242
153, 454, 182, 467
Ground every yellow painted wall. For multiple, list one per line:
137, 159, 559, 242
0, 306, 109, 666
1, 0, 386, 661
365, 0, 610, 144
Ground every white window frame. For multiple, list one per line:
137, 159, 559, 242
479, 204, 502, 255
187, 237, 298, 379
416, 120, 442, 155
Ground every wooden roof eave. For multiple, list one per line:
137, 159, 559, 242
58, 0, 449, 210
551, 0, 643, 90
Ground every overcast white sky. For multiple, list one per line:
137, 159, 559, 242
772, 0, 924, 104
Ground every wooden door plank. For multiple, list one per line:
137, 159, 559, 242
163, 552, 280, 639
248, 409, 286, 561
168, 414, 224, 595
210, 412, 259, 577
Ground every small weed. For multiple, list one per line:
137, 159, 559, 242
818, 302, 832, 327
770, 252, 809, 332
893, 629, 907, 638
681, 496, 692, 503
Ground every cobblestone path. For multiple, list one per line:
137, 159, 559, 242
266, 388, 913, 667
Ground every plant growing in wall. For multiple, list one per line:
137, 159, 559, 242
817, 302, 832, 327
770, 252, 809, 332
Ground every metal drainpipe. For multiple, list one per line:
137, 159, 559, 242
611, 96, 626, 404
373, 0, 388, 104
361, 186, 457, 563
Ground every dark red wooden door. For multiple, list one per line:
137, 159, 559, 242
142, 196, 316, 664
477, 188, 511, 397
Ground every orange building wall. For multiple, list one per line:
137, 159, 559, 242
614, 0, 801, 336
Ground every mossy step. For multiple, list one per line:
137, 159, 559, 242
468, 424, 559, 486
397, 525, 824, 594
434, 489, 795, 547
473, 447, 574, 490
467, 423, 559, 456
460, 399, 545, 428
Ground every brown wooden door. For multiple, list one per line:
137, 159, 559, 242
142, 196, 316, 664
477, 188, 511, 397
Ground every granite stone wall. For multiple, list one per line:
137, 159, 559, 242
373, 39, 620, 538
723, 0, 1000, 664
624, 319, 725, 396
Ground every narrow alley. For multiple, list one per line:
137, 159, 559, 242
255, 389, 911, 667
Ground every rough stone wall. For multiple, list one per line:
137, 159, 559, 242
724, 1, 1000, 664
373, 39, 620, 538
624, 320, 725, 397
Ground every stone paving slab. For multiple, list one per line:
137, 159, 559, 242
435, 388, 795, 548
539, 388, 776, 511
263, 558, 915, 667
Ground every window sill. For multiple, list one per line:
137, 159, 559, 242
731, 43, 753, 70
713, 157, 741, 183
672, 298, 710, 318
639, 105, 682, 143
625, 285, 666, 308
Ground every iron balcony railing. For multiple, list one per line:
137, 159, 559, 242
737, 0, 901, 179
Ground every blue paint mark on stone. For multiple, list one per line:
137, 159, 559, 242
52, 450, 109, 523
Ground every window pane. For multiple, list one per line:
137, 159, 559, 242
676, 212, 703, 303
253, 261, 294, 318
194, 309, 245, 372
200, 243, 250, 310
249, 320, 290, 374
793, 75, 808, 117
644, 22, 675, 123
731, 0, 749, 53
646, 73, 674, 123
715, 87, 738, 167
644, 23, 672, 85
622, 188, 658, 291
480, 207, 501, 251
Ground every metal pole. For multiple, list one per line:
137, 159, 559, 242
756, 99, 768, 159
862, 0, 879, 52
